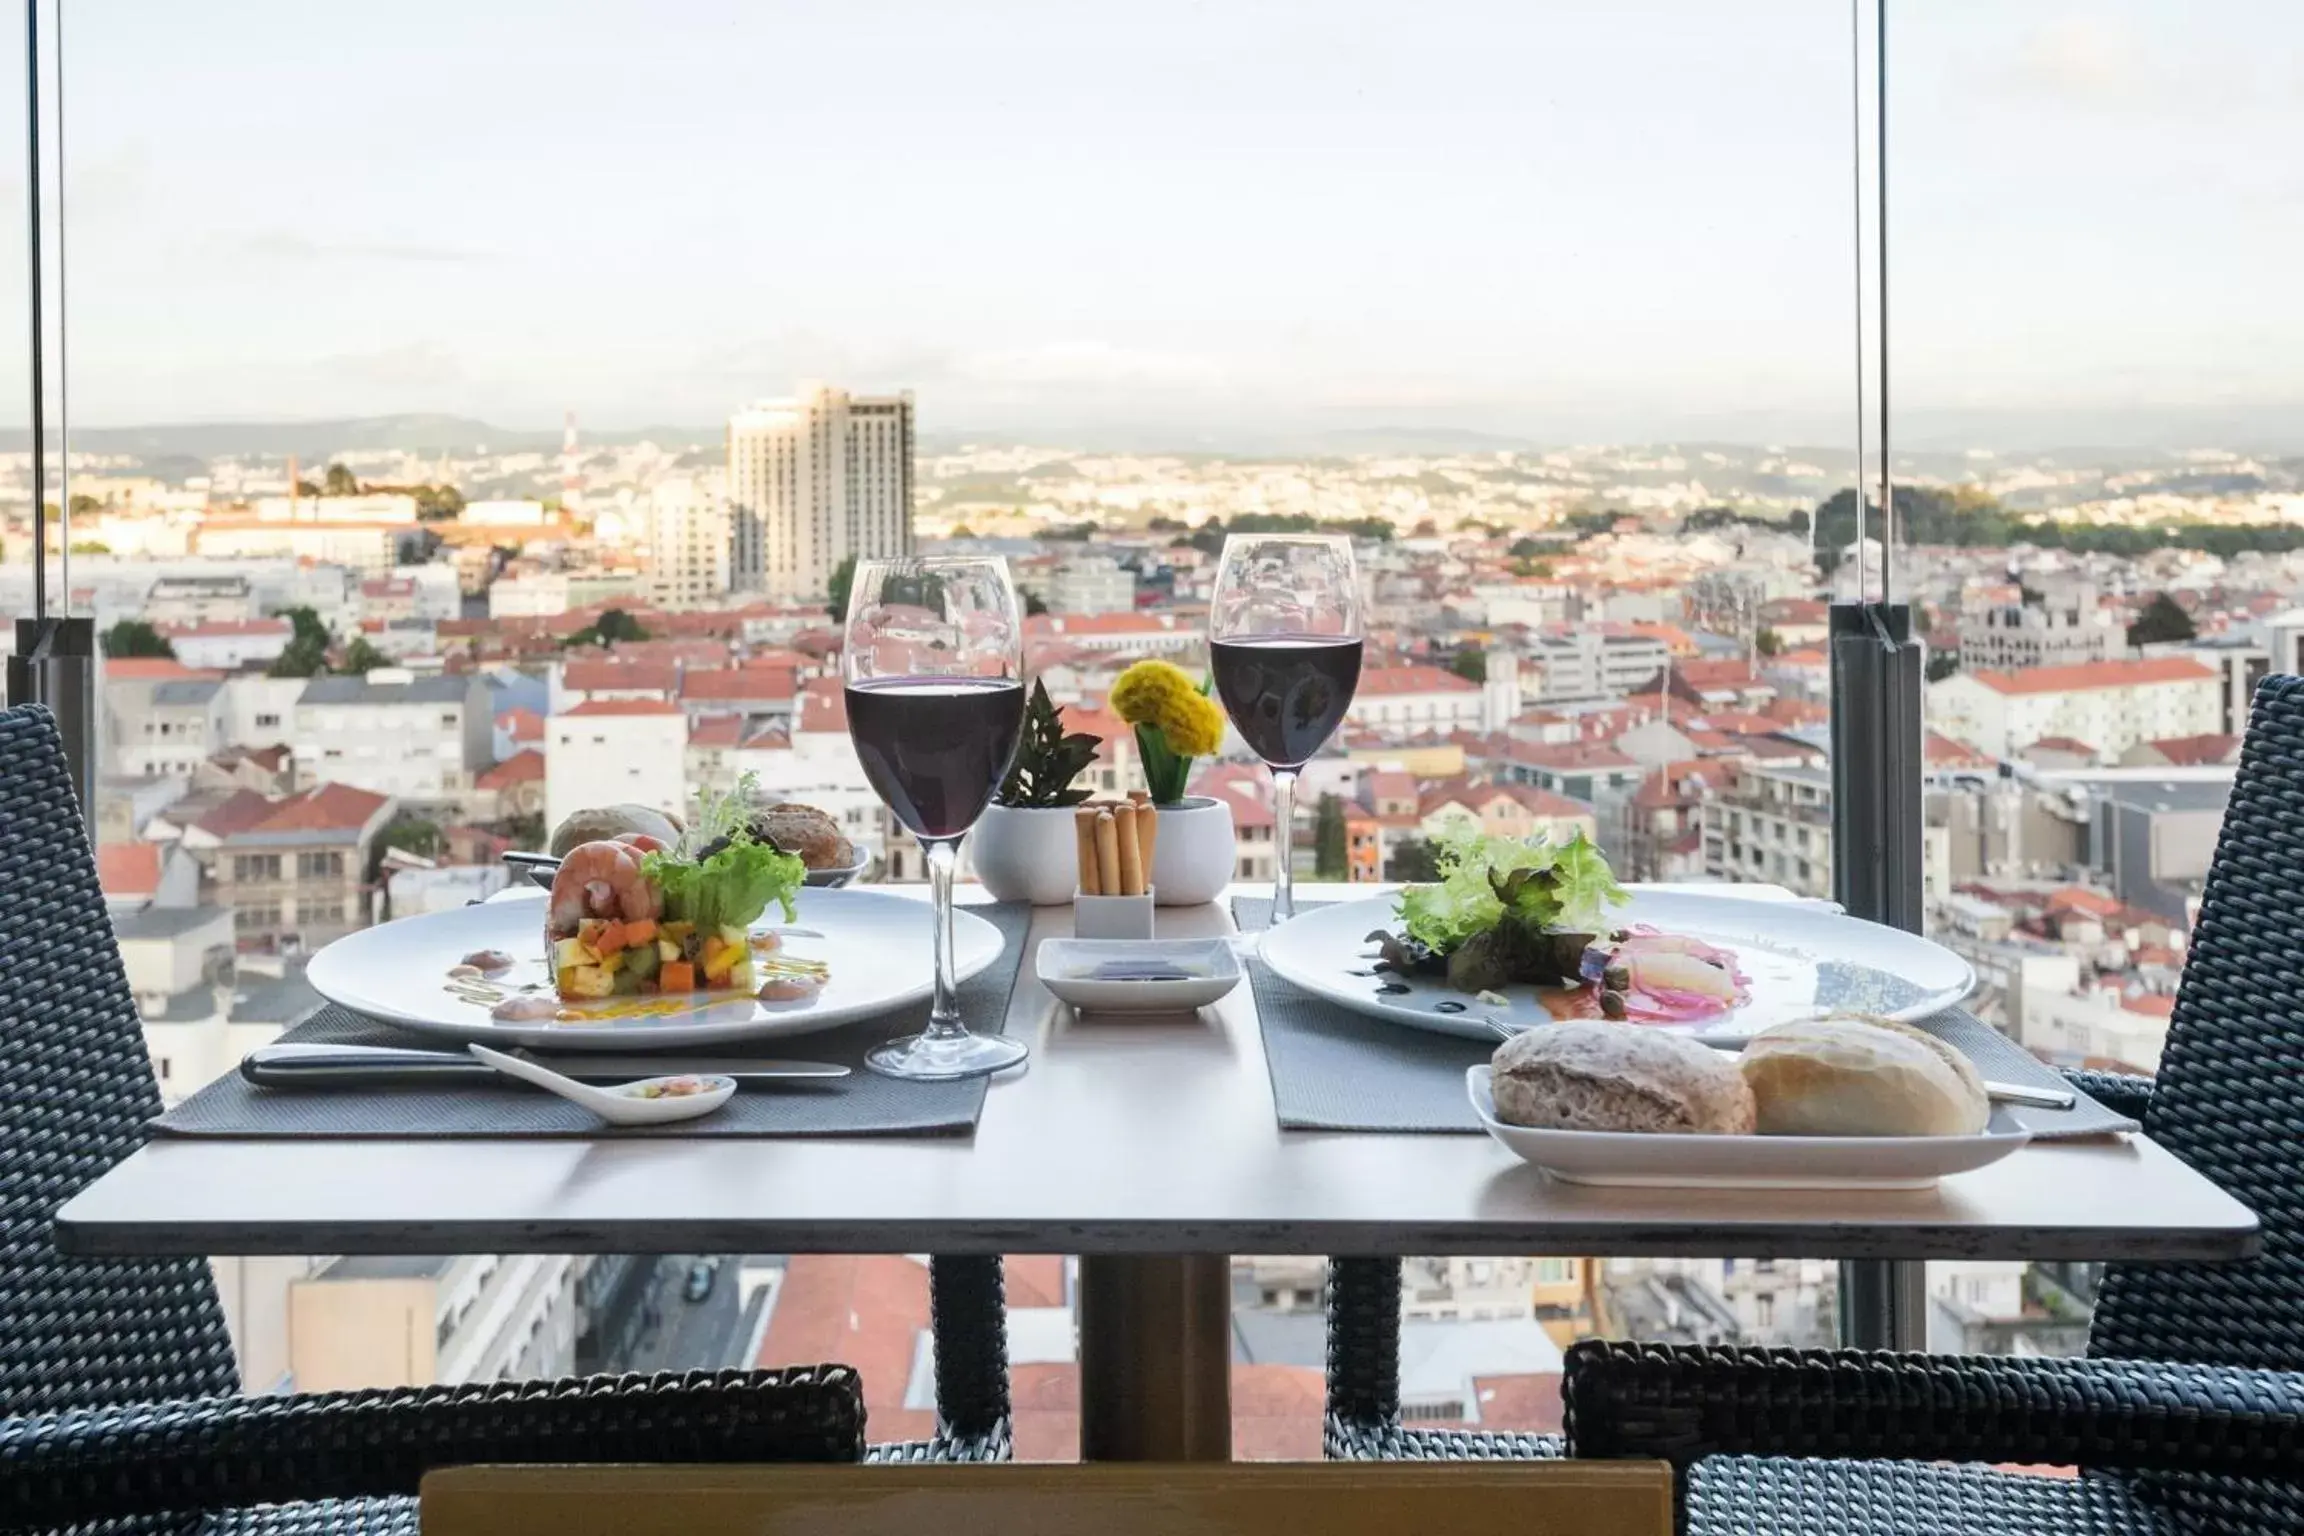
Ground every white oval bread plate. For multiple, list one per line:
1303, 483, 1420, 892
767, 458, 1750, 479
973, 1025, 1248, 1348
1467, 1066, 2031, 1190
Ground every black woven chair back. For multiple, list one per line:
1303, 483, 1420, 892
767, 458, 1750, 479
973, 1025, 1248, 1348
2090, 673, 2304, 1371
0, 704, 238, 1413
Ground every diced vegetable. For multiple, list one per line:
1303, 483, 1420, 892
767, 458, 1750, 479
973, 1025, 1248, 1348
624, 943, 661, 983
620, 919, 658, 946
553, 937, 591, 972
658, 939, 680, 964
659, 960, 695, 992
559, 965, 615, 999
612, 964, 645, 996
660, 920, 694, 945
577, 918, 611, 952
596, 920, 627, 955
597, 949, 624, 976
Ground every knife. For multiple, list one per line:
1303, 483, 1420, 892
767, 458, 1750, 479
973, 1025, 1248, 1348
241, 1042, 850, 1088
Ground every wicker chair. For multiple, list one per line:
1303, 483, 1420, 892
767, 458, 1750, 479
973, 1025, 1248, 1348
1560, 672, 2304, 1534
0, 703, 869, 1535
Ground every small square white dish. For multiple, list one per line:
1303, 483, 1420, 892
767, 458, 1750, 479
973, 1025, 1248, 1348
1038, 938, 1242, 1014
1466, 1066, 2031, 1190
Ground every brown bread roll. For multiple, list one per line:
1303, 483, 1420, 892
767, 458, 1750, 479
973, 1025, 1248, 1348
1738, 1014, 1989, 1137
1490, 1021, 1756, 1135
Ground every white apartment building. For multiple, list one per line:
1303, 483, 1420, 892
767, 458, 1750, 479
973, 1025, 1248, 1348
292, 670, 494, 811
253, 492, 419, 524
1929, 658, 2223, 762
219, 674, 310, 748
145, 574, 256, 627
1345, 664, 1486, 736
195, 521, 400, 575
727, 384, 914, 598
1959, 594, 2119, 673
110, 677, 228, 778
1522, 629, 1671, 703
545, 700, 690, 833
488, 570, 643, 619
460, 499, 552, 528
1699, 760, 1954, 901
1022, 611, 1200, 658
163, 618, 292, 671
646, 476, 733, 611
1048, 556, 1136, 615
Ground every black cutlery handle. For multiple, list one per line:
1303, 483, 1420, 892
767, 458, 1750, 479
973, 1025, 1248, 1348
242, 1042, 491, 1087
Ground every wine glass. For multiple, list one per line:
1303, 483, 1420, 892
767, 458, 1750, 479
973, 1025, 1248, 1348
1208, 534, 1364, 925
842, 556, 1031, 1080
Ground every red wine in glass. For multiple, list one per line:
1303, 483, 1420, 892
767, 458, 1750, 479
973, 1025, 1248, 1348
845, 678, 1026, 839
1209, 637, 1365, 770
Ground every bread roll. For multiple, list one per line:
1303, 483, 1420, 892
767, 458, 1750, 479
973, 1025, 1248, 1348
1490, 1022, 1756, 1135
1739, 1014, 1988, 1137
749, 803, 855, 870
549, 804, 683, 858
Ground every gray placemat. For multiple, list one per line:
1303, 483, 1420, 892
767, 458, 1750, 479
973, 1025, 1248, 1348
1234, 898, 2137, 1140
154, 902, 1034, 1140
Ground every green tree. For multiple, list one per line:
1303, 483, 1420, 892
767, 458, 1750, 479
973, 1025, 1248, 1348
949, 523, 976, 539
826, 554, 858, 622
567, 607, 650, 649
101, 619, 175, 659
1449, 648, 1488, 684
1313, 793, 1348, 880
1024, 590, 1050, 617
1386, 836, 1441, 883
501, 810, 546, 853
376, 813, 445, 863
2127, 591, 2198, 647
68, 540, 113, 555
1755, 627, 1784, 657
1508, 536, 1543, 558
323, 463, 361, 496
1926, 650, 1961, 683
413, 484, 466, 522
267, 606, 334, 678
340, 636, 393, 675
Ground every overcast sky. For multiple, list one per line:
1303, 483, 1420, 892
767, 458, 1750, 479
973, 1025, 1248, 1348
0, 1, 2298, 446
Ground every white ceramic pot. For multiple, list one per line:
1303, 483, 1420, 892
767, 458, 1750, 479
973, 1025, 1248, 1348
1150, 795, 1236, 907
968, 804, 1085, 905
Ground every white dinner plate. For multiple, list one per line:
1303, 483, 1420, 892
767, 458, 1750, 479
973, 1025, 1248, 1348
1257, 887, 1977, 1043
306, 887, 1005, 1050
1037, 938, 1243, 1015
1468, 1067, 2030, 1189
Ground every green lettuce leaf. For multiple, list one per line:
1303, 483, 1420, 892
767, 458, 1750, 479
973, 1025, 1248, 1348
1394, 823, 1626, 953
644, 834, 806, 934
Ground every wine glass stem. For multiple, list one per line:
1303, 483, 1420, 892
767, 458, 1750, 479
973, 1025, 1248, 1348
923, 836, 965, 1038
1270, 768, 1299, 923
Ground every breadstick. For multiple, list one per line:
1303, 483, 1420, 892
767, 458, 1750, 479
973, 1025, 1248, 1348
1136, 798, 1160, 886
1115, 804, 1145, 896
1128, 789, 1150, 809
1075, 806, 1103, 896
1094, 810, 1121, 898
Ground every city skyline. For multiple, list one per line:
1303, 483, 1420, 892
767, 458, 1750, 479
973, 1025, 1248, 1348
0, 2, 2296, 447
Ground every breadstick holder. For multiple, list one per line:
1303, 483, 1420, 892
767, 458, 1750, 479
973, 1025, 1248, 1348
1073, 887, 1156, 941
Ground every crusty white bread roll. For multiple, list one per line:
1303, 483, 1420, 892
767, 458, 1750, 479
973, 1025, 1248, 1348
1739, 1014, 1988, 1137
1490, 1021, 1756, 1135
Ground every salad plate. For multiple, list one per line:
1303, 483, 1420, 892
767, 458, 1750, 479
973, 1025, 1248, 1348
306, 887, 1006, 1050
1258, 830, 1974, 1043
1467, 1067, 2030, 1189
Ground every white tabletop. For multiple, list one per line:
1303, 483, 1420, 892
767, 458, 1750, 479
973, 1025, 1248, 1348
57, 886, 2259, 1263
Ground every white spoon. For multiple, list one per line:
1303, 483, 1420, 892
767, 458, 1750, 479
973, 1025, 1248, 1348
466, 1044, 737, 1126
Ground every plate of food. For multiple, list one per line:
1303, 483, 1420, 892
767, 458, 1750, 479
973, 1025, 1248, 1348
1469, 1015, 2030, 1188
1257, 826, 1975, 1042
508, 800, 870, 890
309, 784, 1002, 1049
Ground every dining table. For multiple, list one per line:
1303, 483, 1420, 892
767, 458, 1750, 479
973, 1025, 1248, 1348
56, 882, 2260, 1461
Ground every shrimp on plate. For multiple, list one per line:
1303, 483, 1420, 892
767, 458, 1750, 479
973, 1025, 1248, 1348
547, 838, 664, 935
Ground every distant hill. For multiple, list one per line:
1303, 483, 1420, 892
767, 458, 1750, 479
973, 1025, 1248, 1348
0, 413, 725, 461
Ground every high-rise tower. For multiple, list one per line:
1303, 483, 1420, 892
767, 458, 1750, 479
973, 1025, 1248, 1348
726, 383, 914, 599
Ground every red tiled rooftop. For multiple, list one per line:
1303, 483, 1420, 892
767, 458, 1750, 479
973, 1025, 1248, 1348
797, 679, 848, 733
561, 698, 685, 718
2142, 732, 2240, 766
97, 842, 163, 896
103, 657, 223, 681
250, 782, 391, 836
1969, 657, 2217, 696
681, 667, 796, 702
1926, 731, 1994, 769
562, 660, 678, 695
474, 749, 544, 789
1356, 664, 1480, 696
498, 707, 546, 743
193, 788, 278, 839
684, 716, 745, 749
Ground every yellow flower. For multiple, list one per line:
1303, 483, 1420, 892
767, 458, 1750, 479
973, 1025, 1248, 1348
1110, 660, 1224, 758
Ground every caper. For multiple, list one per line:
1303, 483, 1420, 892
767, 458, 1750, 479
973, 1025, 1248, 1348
1602, 964, 1631, 992
1599, 989, 1628, 1020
